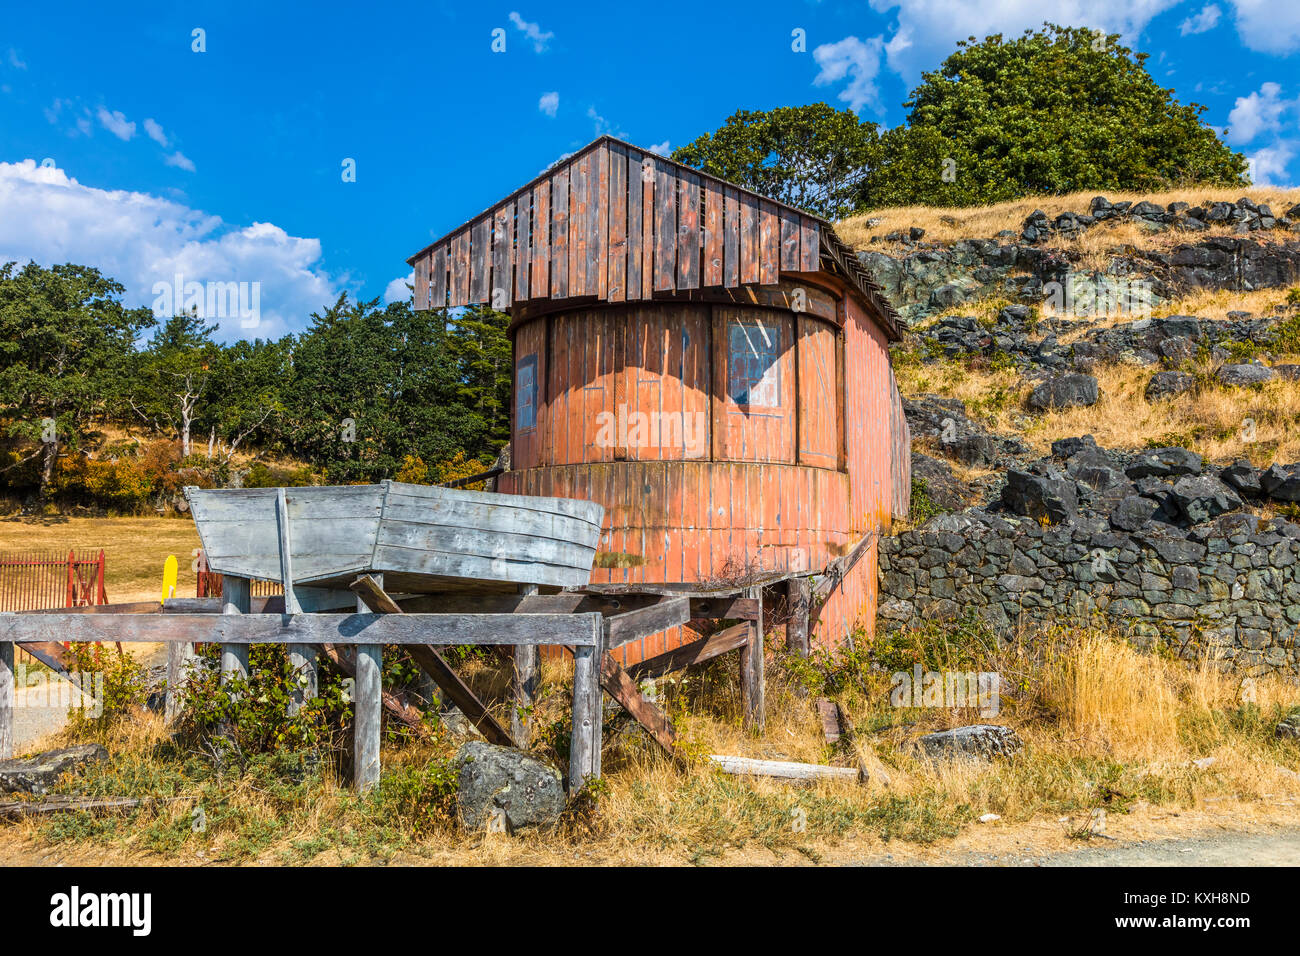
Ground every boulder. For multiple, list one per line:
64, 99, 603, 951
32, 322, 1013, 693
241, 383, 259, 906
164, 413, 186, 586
1260, 463, 1300, 502
454, 742, 566, 833
1221, 460, 1263, 498
1277, 710, 1300, 741
0, 744, 108, 796
1051, 435, 1099, 459
1028, 374, 1099, 411
1145, 370, 1196, 402
1001, 469, 1078, 523
1168, 476, 1243, 525
914, 725, 1023, 762
1217, 363, 1276, 387
1111, 495, 1157, 532
1126, 447, 1202, 479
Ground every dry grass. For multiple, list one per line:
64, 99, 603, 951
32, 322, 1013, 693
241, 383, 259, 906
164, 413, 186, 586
837, 186, 1300, 252
0, 515, 201, 604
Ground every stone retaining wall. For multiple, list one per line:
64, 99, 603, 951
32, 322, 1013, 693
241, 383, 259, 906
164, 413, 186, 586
878, 511, 1300, 676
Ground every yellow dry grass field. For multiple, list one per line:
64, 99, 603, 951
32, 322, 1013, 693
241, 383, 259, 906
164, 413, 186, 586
0, 515, 200, 604
837, 186, 1300, 252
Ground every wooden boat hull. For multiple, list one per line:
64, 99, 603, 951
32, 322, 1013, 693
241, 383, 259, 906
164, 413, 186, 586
185, 481, 604, 591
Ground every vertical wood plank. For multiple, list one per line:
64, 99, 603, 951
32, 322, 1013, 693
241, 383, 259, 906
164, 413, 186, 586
569, 153, 587, 297
165, 638, 195, 721
786, 578, 810, 657
703, 180, 723, 286
512, 583, 540, 747
220, 575, 250, 688
278, 488, 316, 715
653, 157, 676, 292
354, 585, 382, 793
515, 190, 531, 301
759, 200, 779, 284
413, 253, 429, 310
469, 216, 491, 303
551, 167, 570, 298
607, 142, 627, 302
492, 201, 514, 310
800, 216, 819, 272
739, 585, 765, 731
450, 230, 470, 308
430, 244, 447, 310
0, 641, 12, 759
531, 182, 550, 299
569, 615, 603, 792
723, 187, 740, 287
739, 194, 760, 284
677, 171, 701, 290
594, 143, 608, 298
640, 154, 655, 299
625, 149, 643, 300
779, 208, 800, 271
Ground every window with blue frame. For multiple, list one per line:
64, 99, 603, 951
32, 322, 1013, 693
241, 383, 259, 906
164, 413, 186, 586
516, 353, 538, 430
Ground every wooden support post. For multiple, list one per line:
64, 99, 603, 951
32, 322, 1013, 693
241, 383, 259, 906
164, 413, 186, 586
512, 583, 540, 747
354, 583, 382, 793
277, 488, 316, 714
164, 639, 196, 721
739, 585, 765, 732
219, 575, 250, 688
786, 577, 810, 657
568, 615, 603, 792
0, 641, 13, 760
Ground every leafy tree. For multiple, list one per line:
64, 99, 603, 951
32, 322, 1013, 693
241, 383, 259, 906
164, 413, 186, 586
863, 24, 1248, 207
128, 311, 221, 457
0, 262, 153, 493
443, 305, 512, 456
672, 104, 882, 218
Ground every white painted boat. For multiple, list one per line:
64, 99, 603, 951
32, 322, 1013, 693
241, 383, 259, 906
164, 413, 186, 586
184, 480, 604, 592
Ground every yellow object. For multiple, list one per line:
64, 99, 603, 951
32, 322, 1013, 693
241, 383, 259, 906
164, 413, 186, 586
160, 554, 178, 605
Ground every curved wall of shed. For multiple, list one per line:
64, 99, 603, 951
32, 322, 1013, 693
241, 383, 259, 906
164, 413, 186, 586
499, 289, 896, 663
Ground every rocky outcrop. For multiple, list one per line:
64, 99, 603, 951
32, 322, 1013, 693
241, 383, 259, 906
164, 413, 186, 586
0, 745, 107, 796
914, 725, 1024, 762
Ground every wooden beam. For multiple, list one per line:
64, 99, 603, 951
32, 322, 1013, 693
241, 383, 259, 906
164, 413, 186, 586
0, 611, 604, 647
688, 597, 759, 621
603, 597, 690, 650
707, 754, 863, 784
626, 623, 750, 682
353, 578, 382, 792
739, 586, 765, 732
512, 584, 539, 747
349, 575, 514, 747
569, 615, 603, 791
220, 575, 250, 690
0, 640, 12, 760
598, 653, 676, 752
786, 578, 810, 657
279, 488, 317, 715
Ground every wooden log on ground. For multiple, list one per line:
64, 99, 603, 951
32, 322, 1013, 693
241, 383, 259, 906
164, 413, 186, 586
0, 641, 13, 760
707, 754, 865, 784
626, 623, 750, 682
739, 586, 765, 732
349, 575, 514, 747
0, 795, 186, 819
353, 584, 382, 793
512, 584, 539, 747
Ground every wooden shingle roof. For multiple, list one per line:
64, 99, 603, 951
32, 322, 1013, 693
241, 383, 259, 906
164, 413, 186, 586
406, 136, 901, 340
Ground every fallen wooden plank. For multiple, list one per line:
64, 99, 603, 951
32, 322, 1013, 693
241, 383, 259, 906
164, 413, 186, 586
626, 623, 750, 682
0, 612, 603, 647
0, 795, 186, 819
816, 699, 843, 744
349, 576, 514, 747
707, 754, 864, 784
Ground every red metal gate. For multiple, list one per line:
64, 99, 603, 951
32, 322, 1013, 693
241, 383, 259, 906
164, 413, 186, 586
0, 549, 109, 612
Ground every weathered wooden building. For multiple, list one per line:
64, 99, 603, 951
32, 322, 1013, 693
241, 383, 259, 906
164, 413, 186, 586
407, 136, 909, 664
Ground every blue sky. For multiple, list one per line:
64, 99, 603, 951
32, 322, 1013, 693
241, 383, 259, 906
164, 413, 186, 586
1, 0, 1297, 340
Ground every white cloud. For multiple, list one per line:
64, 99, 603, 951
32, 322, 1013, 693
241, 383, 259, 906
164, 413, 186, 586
647, 140, 671, 157
1180, 4, 1221, 35
143, 118, 169, 147
7, 48, 26, 70
1226, 82, 1298, 144
1228, 0, 1300, 54
865, 0, 1182, 80
538, 91, 559, 117
0, 159, 341, 340
812, 36, 885, 113
95, 107, 135, 141
384, 273, 413, 305
163, 150, 196, 172
508, 12, 553, 52
1247, 142, 1296, 186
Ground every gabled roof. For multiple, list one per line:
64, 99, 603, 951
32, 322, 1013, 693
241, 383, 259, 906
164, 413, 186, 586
406, 136, 901, 339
